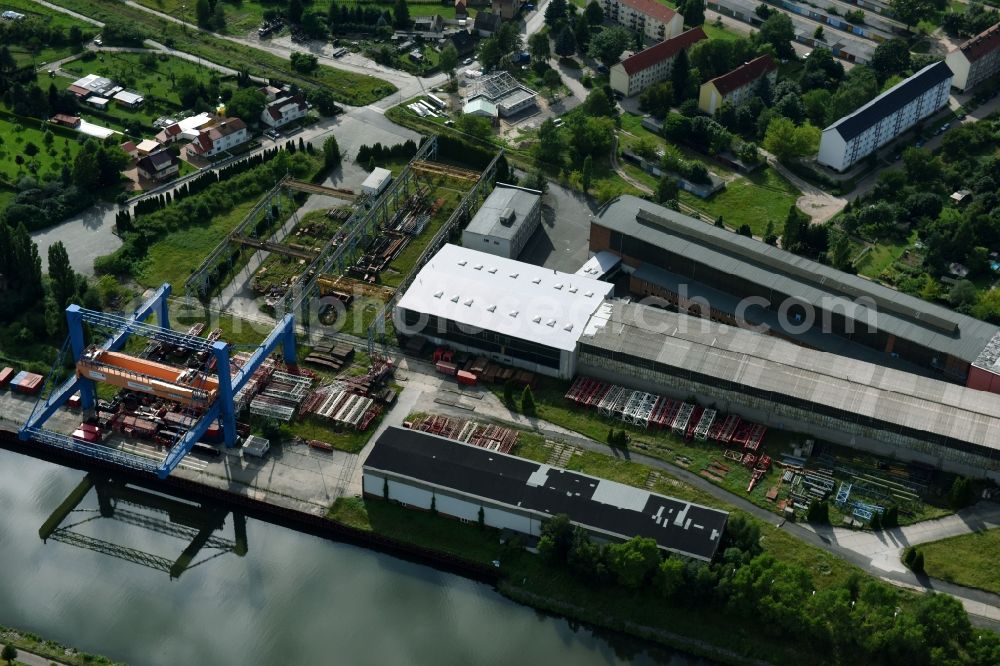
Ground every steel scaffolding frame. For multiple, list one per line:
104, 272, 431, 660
694, 409, 717, 440
671, 403, 695, 434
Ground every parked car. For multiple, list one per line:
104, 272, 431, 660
462, 57, 474, 66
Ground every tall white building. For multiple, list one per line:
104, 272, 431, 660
600, 0, 684, 43
817, 61, 952, 172
609, 27, 707, 97
945, 22, 1000, 93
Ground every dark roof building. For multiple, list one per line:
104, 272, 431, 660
577, 301, 1000, 477
590, 195, 999, 383
610, 27, 707, 97
818, 61, 953, 171
946, 22, 1000, 92
698, 55, 777, 114
364, 426, 729, 560
136, 151, 179, 181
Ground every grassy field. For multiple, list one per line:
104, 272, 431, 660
48, 0, 396, 105
679, 167, 800, 237
921, 529, 1000, 595
617, 112, 798, 235
63, 51, 214, 109
137, 198, 260, 287
2, 0, 98, 66
0, 115, 84, 183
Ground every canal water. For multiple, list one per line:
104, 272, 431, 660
0, 449, 709, 666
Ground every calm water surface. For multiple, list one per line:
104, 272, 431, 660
0, 449, 712, 666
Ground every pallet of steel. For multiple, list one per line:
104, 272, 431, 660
694, 409, 717, 440
313, 390, 350, 419
724, 449, 743, 463
564, 376, 589, 403
757, 454, 772, 470
714, 414, 741, 443
744, 424, 767, 451
333, 393, 374, 427
685, 406, 704, 439
358, 404, 381, 430
671, 403, 695, 434
834, 481, 853, 506
250, 396, 296, 421
585, 381, 611, 408
730, 421, 756, 447
609, 388, 634, 419
597, 385, 626, 416
742, 453, 756, 469
623, 391, 658, 426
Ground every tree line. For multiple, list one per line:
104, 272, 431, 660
537, 512, 1000, 665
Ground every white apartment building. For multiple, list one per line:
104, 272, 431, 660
818, 61, 953, 172
946, 22, 1000, 93
609, 27, 707, 97
600, 0, 684, 43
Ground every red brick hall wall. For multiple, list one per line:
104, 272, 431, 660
966, 365, 1000, 394
590, 223, 612, 254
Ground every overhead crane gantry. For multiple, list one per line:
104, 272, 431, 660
20, 283, 298, 479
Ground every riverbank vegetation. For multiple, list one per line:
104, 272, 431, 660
329, 489, 1000, 666
1, 623, 125, 665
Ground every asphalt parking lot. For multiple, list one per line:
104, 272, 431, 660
517, 180, 596, 273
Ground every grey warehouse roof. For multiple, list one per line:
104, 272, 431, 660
825, 61, 953, 141
594, 196, 998, 364
465, 184, 540, 241
365, 426, 729, 560
580, 301, 1000, 454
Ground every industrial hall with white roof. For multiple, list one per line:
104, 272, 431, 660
393, 195, 1000, 481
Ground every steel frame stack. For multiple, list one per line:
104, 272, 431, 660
671, 403, 695, 434
623, 391, 658, 426
694, 409, 716, 440
598, 385, 627, 416
685, 406, 704, 439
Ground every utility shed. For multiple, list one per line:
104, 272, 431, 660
461, 184, 542, 259
362, 167, 392, 197
364, 426, 729, 560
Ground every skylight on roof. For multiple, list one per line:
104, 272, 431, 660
464, 298, 474, 306
532, 316, 541, 323
488, 268, 497, 274
434, 290, 444, 298
568, 286, 578, 293
532, 278, 541, 284
510, 272, 519, 278
509, 310, 519, 317
554, 283, 563, 290
474, 264, 483, 270
547, 319, 556, 327
450, 295, 460, 303
487, 305, 496, 312
585, 291, 594, 297
458, 260, 467, 266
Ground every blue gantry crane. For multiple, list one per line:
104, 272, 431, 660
20, 283, 297, 479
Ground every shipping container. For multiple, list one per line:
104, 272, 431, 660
0, 367, 14, 388
436, 360, 458, 376
456, 370, 477, 386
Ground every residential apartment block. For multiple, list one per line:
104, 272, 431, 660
600, 0, 684, 43
945, 22, 1000, 93
697, 55, 776, 115
817, 61, 953, 172
609, 27, 707, 97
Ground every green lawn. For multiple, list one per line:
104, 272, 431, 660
679, 167, 800, 237
48, 0, 396, 105
137, 198, 259, 287
0, 115, 84, 183
63, 51, 214, 109
2, 0, 98, 66
921, 529, 1000, 595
